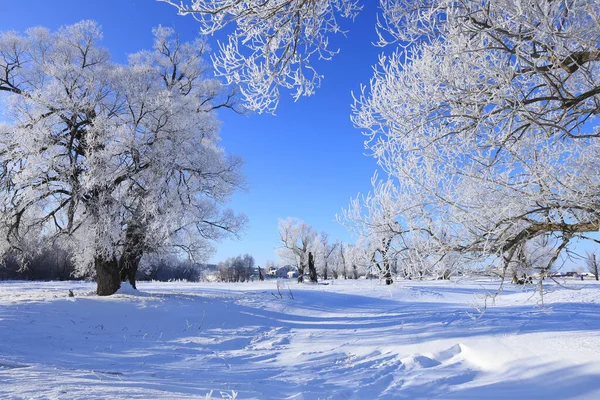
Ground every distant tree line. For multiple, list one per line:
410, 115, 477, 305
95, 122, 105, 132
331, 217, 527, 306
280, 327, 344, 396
0, 246, 218, 283
276, 218, 600, 285
217, 254, 255, 282
0, 247, 76, 281
165, 0, 600, 293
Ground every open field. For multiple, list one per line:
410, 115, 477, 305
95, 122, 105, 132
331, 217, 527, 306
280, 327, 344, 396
1, 279, 599, 399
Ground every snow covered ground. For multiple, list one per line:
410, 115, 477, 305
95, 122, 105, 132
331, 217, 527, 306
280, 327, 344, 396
0, 278, 599, 399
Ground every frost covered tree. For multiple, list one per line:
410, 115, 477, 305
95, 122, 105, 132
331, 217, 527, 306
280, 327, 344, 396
164, 1, 600, 277
345, 243, 368, 279
504, 235, 563, 283
278, 217, 318, 283
351, 1, 600, 278
0, 22, 245, 295
159, 0, 362, 113
353, 0, 600, 278
218, 253, 255, 282
341, 177, 402, 284
332, 242, 348, 279
316, 232, 337, 280
586, 251, 600, 281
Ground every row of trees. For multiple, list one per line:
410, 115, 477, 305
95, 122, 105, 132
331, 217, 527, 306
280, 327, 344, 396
3, 1, 598, 289
0, 247, 73, 281
278, 217, 459, 284
278, 218, 347, 283
278, 216, 599, 283
0, 245, 218, 282
217, 254, 255, 282
0, 22, 245, 294
165, 0, 600, 284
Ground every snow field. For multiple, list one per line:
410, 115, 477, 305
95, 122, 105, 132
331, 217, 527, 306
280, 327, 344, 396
0, 279, 599, 399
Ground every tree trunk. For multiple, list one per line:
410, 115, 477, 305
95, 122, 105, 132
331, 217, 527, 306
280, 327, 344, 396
119, 246, 143, 290
383, 262, 393, 285
298, 262, 305, 283
119, 221, 145, 290
511, 270, 520, 284
308, 252, 318, 283
96, 256, 120, 296
323, 261, 328, 281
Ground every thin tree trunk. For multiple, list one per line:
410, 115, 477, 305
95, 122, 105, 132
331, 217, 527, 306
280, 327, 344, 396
308, 252, 318, 283
119, 246, 143, 289
383, 262, 393, 285
119, 221, 145, 290
298, 262, 305, 283
340, 244, 347, 279
96, 256, 120, 296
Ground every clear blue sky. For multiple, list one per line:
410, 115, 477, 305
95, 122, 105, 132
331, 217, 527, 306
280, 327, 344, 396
2, 1, 384, 266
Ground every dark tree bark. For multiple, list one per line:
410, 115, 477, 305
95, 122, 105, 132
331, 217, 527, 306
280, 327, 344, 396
373, 259, 393, 284
323, 261, 328, 281
340, 244, 347, 279
119, 245, 143, 290
298, 261, 305, 283
308, 252, 318, 283
352, 264, 359, 280
587, 253, 599, 281
119, 220, 145, 290
376, 237, 394, 285
383, 265, 393, 285
96, 256, 121, 296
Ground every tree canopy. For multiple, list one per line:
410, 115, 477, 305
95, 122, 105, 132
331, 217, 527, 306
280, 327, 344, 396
165, 0, 600, 279
0, 21, 246, 294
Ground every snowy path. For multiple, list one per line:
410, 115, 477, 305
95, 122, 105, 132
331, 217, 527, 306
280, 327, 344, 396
0, 279, 599, 399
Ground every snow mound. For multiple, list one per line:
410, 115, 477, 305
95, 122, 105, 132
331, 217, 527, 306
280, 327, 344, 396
435, 343, 465, 362
115, 281, 140, 295
412, 355, 441, 368
402, 344, 465, 370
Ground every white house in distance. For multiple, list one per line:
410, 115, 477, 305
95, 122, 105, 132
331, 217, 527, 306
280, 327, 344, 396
266, 265, 298, 279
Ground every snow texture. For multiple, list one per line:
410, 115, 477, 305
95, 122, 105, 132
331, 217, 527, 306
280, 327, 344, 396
115, 281, 140, 296
0, 279, 599, 399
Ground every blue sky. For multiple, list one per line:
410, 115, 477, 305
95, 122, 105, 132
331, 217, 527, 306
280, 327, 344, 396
2, 1, 384, 266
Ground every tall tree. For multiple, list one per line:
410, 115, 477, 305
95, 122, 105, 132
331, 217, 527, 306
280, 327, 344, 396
278, 217, 318, 283
587, 251, 600, 281
164, 1, 600, 276
316, 232, 337, 281
0, 22, 245, 295
352, 0, 600, 277
341, 177, 401, 284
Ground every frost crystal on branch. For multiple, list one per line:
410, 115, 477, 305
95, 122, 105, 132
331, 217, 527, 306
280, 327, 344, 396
160, 0, 600, 278
159, 0, 361, 113
351, 0, 600, 274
